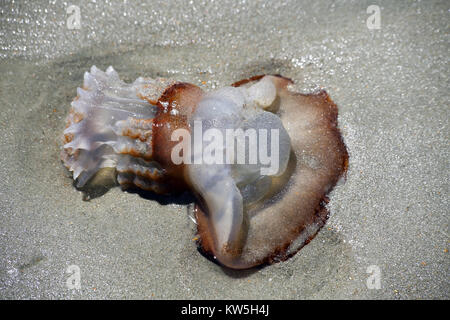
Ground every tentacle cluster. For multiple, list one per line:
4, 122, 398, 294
62, 66, 172, 193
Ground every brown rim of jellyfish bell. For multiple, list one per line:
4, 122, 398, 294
194, 74, 349, 270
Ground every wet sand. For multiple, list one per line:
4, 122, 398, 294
0, 0, 448, 299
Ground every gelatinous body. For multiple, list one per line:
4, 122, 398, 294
62, 66, 348, 269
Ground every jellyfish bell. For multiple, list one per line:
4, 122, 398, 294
195, 75, 349, 268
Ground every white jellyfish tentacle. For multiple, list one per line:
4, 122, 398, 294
188, 164, 244, 251
62, 66, 163, 188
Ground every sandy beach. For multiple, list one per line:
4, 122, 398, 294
0, 0, 448, 299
